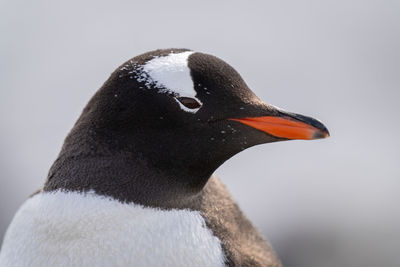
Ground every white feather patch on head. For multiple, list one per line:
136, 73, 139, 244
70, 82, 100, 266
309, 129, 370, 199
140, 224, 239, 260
0, 191, 225, 267
142, 51, 202, 113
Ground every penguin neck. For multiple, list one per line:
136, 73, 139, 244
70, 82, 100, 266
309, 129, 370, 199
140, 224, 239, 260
44, 125, 220, 208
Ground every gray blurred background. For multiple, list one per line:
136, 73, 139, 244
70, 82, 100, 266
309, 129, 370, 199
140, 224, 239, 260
1, 0, 399, 266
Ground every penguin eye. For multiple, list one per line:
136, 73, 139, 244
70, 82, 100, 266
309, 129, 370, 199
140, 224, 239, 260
176, 97, 202, 109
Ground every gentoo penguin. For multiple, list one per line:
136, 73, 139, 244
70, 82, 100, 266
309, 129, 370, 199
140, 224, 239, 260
0, 49, 329, 267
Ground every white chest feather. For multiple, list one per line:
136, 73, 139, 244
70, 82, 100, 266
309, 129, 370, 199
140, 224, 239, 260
0, 191, 225, 267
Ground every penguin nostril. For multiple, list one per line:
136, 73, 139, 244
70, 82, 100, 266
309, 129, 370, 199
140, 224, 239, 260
176, 97, 202, 109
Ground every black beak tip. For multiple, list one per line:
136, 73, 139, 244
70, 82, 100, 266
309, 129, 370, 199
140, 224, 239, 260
313, 128, 330, 139
311, 119, 330, 139
307, 118, 330, 139
280, 110, 330, 139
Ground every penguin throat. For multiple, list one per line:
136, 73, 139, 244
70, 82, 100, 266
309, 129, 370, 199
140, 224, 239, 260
44, 149, 218, 208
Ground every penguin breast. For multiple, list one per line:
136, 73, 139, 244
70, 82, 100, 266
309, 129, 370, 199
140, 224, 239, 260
0, 191, 225, 267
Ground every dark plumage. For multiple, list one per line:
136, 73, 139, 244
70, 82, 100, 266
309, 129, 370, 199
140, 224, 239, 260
40, 48, 328, 266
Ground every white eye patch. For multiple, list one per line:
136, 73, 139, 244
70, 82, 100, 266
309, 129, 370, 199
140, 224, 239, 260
141, 51, 202, 113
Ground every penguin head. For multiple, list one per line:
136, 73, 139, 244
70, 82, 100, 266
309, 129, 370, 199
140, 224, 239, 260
48, 49, 329, 202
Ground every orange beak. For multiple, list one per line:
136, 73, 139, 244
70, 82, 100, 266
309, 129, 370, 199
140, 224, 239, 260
229, 115, 329, 140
